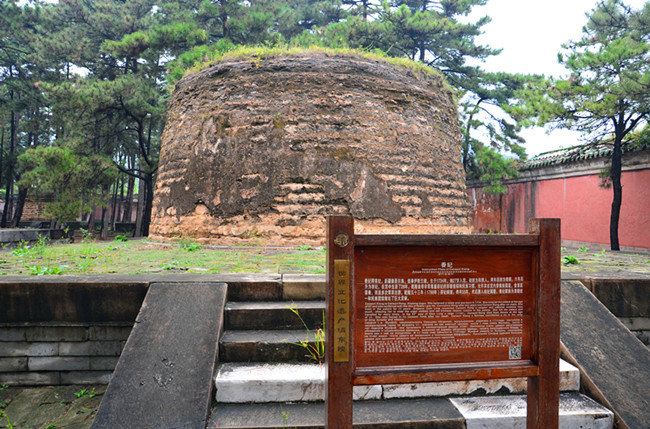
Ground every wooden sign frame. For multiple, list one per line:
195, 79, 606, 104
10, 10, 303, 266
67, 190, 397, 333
326, 216, 560, 429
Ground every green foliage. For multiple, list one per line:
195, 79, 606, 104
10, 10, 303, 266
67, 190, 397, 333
563, 255, 580, 266
519, 0, 650, 250
12, 236, 48, 258
18, 146, 117, 224
469, 145, 519, 194
29, 265, 65, 276
114, 235, 129, 242
296, 244, 313, 251
288, 304, 326, 364
179, 240, 202, 252
0, 410, 13, 429
73, 387, 97, 399
2, 0, 544, 230
577, 246, 590, 253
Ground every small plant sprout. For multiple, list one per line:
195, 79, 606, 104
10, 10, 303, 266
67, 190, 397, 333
288, 303, 326, 364
73, 387, 97, 399
179, 240, 202, 252
577, 245, 589, 253
29, 265, 65, 276
563, 255, 579, 266
280, 409, 290, 425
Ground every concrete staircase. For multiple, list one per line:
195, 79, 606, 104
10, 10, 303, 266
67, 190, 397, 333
207, 280, 614, 428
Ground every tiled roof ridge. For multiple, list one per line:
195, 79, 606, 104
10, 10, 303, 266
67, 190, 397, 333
522, 140, 650, 170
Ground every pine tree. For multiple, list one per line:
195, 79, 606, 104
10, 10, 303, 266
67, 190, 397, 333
522, 0, 650, 250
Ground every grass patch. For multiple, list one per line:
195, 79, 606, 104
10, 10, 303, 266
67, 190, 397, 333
0, 239, 326, 275
184, 45, 447, 86
0, 239, 646, 277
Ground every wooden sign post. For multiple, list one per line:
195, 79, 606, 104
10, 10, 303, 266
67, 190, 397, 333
326, 216, 560, 429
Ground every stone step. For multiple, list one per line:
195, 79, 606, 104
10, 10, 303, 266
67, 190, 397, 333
207, 392, 613, 428
220, 330, 320, 363
225, 301, 325, 330
214, 360, 580, 403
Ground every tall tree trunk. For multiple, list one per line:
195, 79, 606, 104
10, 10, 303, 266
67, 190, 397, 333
11, 186, 27, 228
134, 177, 146, 237
1, 109, 17, 228
609, 135, 623, 251
86, 207, 95, 232
123, 173, 134, 223
0, 125, 4, 190
141, 173, 154, 237
100, 206, 108, 240
109, 177, 120, 229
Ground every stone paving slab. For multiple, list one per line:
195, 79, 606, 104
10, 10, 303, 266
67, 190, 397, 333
451, 392, 613, 429
208, 393, 612, 429
560, 280, 650, 429
92, 282, 227, 429
208, 397, 465, 429
0, 384, 105, 429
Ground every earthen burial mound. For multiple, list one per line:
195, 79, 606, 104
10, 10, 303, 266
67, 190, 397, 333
150, 51, 471, 244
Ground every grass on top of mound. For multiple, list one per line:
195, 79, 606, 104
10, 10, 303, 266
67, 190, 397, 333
177, 44, 448, 88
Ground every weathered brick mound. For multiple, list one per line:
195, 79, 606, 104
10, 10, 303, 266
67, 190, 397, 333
151, 53, 471, 244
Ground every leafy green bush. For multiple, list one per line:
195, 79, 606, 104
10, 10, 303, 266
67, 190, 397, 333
114, 235, 128, 242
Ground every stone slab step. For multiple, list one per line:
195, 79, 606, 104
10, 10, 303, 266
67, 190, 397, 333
214, 360, 580, 403
207, 392, 613, 428
220, 330, 319, 363
225, 301, 324, 331
94, 282, 227, 429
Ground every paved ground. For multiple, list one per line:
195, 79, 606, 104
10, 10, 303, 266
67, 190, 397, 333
0, 385, 104, 429
561, 245, 650, 278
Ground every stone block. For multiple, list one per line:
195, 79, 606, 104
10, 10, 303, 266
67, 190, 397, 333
619, 317, 650, 331
383, 360, 579, 399
451, 392, 613, 429
282, 274, 326, 300
0, 357, 27, 372
88, 325, 132, 341
224, 301, 324, 330
58, 341, 125, 356
207, 398, 465, 428
29, 356, 90, 371
0, 326, 26, 341
60, 370, 112, 385
582, 278, 650, 318
0, 371, 60, 385
25, 325, 88, 342
214, 363, 381, 403
0, 342, 58, 357
90, 356, 119, 370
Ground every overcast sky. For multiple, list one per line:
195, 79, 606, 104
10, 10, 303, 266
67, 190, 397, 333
471, 0, 647, 156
